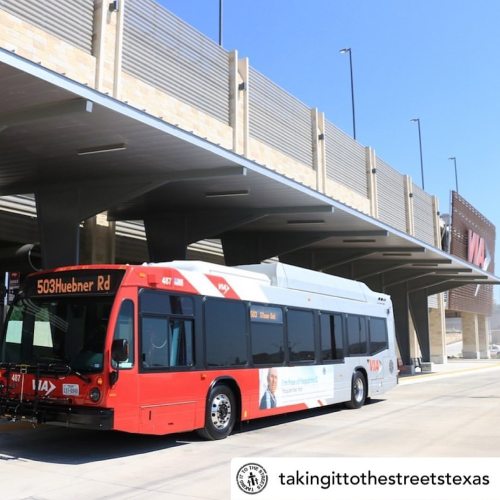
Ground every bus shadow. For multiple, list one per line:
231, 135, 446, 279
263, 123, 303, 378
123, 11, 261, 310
236, 398, 386, 434
0, 399, 387, 465
0, 424, 195, 465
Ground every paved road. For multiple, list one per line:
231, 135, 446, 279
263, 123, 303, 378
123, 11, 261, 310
1, 366, 500, 500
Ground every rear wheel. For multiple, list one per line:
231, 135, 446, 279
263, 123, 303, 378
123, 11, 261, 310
344, 371, 366, 409
198, 384, 236, 440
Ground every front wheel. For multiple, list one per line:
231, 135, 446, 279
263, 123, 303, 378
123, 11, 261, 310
198, 384, 236, 440
344, 371, 367, 409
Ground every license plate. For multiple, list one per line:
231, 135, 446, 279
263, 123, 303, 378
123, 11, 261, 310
62, 384, 79, 396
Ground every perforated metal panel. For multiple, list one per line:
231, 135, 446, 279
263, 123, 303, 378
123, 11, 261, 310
123, 0, 230, 123
0, 0, 94, 53
412, 183, 435, 245
448, 192, 495, 315
325, 120, 367, 197
249, 68, 312, 167
376, 157, 407, 232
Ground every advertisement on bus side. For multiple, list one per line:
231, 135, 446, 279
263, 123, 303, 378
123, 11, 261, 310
259, 366, 334, 410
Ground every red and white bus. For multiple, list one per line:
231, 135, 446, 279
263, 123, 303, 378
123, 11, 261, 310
0, 260, 397, 439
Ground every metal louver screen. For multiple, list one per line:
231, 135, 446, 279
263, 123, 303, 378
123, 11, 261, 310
412, 184, 435, 245
249, 68, 312, 167
376, 157, 407, 232
123, 0, 230, 124
325, 120, 367, 197
0, 0, 94, 53
428, 295, 438, 308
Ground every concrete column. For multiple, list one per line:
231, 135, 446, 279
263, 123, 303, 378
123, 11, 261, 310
237, 57, 250, 157
366, 147, 378, 218
311, 108, 326, 193
478, 314, 490, 358
405, 175, 415, 236
81, 213, 116, 264
112, 0, 125, 99
429, 294, 447, 364
432, 196, 441, 248
462, 312, 480, 359
93, 0, 123, 94
409, 321, 421, 360
386, 283, 411, 367
229, 50, 240, 154
406, 318, 421, 374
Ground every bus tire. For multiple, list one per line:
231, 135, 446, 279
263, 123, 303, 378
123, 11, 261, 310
344, 370, 366, 409
198, 384, 236, 440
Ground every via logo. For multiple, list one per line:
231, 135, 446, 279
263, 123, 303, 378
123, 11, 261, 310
218, 283, 231, 295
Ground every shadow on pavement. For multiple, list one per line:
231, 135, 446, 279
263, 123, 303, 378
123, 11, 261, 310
0, 398, 387, 465
0, 424, 197, 465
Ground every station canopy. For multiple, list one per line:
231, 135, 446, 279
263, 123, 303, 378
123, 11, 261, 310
0, 49, 498, 296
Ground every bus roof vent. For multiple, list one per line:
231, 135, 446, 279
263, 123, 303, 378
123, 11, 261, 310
238, 262, 371, 302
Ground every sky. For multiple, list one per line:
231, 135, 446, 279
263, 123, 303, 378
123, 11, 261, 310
156, 0, 500, 283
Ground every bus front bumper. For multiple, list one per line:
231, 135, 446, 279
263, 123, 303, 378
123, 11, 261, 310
0, 397, 114, 430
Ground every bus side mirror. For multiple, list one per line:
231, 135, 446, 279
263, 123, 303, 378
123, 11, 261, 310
111, 339, 129, 363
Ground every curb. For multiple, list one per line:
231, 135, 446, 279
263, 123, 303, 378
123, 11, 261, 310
398, 361, 500, 385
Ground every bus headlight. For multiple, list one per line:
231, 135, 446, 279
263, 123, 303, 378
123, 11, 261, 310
89, 387, 101, 402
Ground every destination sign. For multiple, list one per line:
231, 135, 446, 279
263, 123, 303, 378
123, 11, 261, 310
250, 305, 283, 324
25, 270, 125, 297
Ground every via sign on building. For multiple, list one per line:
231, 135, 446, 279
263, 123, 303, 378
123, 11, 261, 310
468, 229, 486, 268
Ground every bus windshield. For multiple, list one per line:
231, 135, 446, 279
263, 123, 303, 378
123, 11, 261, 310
1, 296, 113, 373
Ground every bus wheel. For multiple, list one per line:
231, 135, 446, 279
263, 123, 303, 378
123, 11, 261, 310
198, 384, 236, 440
345, 371, 366, 409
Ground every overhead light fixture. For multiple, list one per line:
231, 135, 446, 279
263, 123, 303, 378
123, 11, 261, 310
287, 219, 325, 225
382, 253, 412, 257
205, 190, 249, 198
342, 239, 376, 243
77, 143, 127, 156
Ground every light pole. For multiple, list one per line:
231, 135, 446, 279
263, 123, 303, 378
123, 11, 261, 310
218, 0, 223, 46
339, 48, 356, 140
410, 118, 425, 190
448, 156, 459, 193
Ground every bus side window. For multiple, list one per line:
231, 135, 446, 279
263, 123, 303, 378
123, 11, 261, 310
287, 309, 314, 362
141, 316, 169, 368
169, 318, 194, 367
320, 313, 344, 361
113, 300, 135, 369
346, 315, 368, 356
205, 298, 247, 367
369, 317, 388, 354
250, 305, 284, 365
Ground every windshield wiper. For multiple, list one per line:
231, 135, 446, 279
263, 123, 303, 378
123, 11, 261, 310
46, 362, 91, 383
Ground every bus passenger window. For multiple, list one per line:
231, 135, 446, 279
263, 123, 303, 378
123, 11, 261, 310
287, 309, 314, 362
205, 299, 247, 367
347, 315, 368, 356
113, 300, 134, 368
369, 317, 388, 354
142, 317, 169, 368
250, 305, 284, 365
320, 313, 344, 361
169, 319, 194, 367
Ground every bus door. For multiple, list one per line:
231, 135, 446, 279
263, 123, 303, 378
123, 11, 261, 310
108, 294, 139, 433
137, 290, 201, 435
